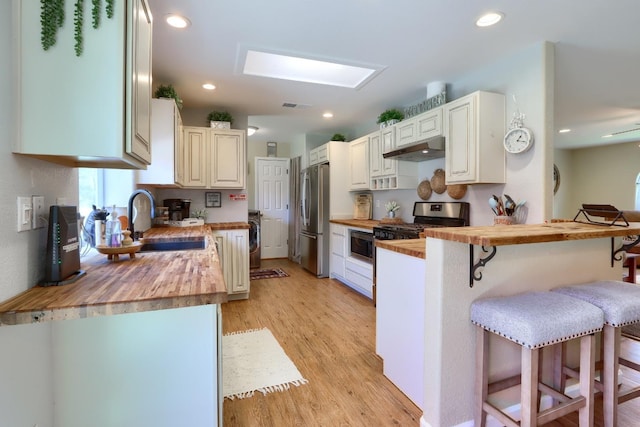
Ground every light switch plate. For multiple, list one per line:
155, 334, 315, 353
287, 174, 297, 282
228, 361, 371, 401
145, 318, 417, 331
32, 196, 45, 229
17, 196, 32, 232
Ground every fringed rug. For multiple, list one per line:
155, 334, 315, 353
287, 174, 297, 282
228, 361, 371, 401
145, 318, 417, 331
249, 268, 289, 280
223, 328, 308, 400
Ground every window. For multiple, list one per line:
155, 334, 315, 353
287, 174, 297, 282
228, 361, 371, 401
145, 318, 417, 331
78, 168, 105, 218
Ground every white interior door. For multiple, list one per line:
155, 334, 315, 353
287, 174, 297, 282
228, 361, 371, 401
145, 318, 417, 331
256, 157, 290, 259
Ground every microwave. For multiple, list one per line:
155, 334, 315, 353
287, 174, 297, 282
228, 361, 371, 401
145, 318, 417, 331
350, 230, 373, 263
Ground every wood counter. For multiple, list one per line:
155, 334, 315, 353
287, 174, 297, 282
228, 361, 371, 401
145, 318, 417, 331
376, 239, 426, 259
422, 221, 640, 247
0, 225, 230, 326
330, 218, 380, 230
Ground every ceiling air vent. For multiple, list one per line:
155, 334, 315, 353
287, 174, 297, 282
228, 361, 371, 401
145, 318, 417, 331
282, 102, 311, 109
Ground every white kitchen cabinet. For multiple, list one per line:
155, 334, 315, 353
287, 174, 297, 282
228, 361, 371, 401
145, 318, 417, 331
13, 0, 152, 169
330, 224, 347, 279
444, 91, 505, 184
181, 127, 247, 189
136, 98, 184, 186
210, 129, 246, 188
368, 126, 419, 191
213, 229, 250, 299
349, 136, 370, 190
395, 107, 443, 149
182, 127, 208, 188
376, 247, 425, 409
330, 224, 373, 299
309, 141, 333, 166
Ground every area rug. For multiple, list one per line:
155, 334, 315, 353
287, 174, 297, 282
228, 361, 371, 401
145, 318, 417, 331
223, 328, 308, 400
249, 268, 289, 280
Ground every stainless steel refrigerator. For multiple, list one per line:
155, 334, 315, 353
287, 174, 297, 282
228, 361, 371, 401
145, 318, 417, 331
300, 163, 330, 277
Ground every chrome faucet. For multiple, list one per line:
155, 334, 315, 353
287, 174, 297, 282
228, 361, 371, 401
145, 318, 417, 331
128, 189, 156, 240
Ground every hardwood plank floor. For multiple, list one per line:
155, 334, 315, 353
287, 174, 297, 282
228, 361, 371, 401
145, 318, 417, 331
222, 259, 640, 426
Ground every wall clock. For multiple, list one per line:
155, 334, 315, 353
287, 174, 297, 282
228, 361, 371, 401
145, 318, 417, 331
504, 104, 534, 154
504, 127, 534, 154
553, 164, 561, 194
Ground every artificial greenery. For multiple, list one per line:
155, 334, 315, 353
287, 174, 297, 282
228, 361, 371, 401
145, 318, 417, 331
91, 0, 101, 28
331, 133, 346, 141
207, 111, 234, 125
154, 84, 183, 109
40, 0, 116, 56
40, 0, 65, 51
73, 0, 84, 56
376, 108, 404, 124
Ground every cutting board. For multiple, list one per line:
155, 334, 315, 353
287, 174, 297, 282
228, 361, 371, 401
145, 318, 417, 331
354, 194, 372, 220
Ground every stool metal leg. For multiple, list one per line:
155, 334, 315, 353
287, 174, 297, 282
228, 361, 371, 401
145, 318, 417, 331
602, 324, 620, 427
475, 326, 489, 427
521, 347, 539, 427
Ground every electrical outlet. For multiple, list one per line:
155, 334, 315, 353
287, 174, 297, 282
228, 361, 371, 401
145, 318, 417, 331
32, 196, 45, 229
17, 197, 32, 232
375, 199, 380, 208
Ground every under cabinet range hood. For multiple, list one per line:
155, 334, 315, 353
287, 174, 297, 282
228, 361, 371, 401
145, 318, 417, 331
383, 136, 445, 161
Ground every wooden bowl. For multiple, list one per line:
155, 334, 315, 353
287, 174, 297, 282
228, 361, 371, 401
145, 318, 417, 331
447, 183, 468, 200
431, 169, 447, 194
96, 241, 142, 261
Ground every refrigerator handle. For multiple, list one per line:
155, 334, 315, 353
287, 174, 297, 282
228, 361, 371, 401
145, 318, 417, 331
301, 170, 310, 227
300, 231, 317, 239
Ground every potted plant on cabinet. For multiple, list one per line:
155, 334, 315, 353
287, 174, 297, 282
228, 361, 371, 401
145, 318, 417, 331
207, 111, 234, 129
376, 108, 404, 128
331, 133, 346, 141
154, 84, 183, 109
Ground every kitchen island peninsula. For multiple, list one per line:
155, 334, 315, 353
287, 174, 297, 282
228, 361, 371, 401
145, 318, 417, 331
415, 221, 640, 427
0, 223, 244, 427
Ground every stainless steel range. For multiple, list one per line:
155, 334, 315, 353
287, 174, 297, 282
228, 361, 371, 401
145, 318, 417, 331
372, 201, 470, 304
373, 201, 470, 240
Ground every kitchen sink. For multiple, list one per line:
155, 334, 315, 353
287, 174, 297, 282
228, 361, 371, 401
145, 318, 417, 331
139, 239, 205, 252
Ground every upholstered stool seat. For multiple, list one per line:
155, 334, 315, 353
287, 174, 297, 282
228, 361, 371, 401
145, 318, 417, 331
553, 280, 640, 427
471, 291, 604, 427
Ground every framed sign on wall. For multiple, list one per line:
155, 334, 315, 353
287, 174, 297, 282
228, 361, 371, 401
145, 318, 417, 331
205, 192, 222, 208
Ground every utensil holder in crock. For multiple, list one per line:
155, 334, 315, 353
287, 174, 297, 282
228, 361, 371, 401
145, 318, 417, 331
494, 215, 514, 225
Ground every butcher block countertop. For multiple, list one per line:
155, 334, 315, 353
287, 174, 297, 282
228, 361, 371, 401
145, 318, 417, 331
422, 221, 640, 247
376, 239, 426, 259
330, 218, 380, 230
0, 223, 249, 327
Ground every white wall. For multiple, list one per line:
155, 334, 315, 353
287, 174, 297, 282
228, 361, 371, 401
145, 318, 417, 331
1, 2, 79, 425
561, 141, 640, 217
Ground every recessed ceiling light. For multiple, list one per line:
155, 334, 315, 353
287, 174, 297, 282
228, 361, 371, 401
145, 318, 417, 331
323, 112, 333, 118
476, 12, 504, 27
166, 14, 191, 29
202, 83, 216, 90
242, 49, 383, 89
247, 126, 258, 136
558, 129, 571, 133
602, 134, 613, 138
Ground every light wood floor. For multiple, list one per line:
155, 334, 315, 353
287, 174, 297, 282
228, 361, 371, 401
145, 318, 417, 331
222, 259, 640, 426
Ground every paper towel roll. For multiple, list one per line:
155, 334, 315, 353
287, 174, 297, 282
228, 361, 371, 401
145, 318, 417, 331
427, 81, 446, 98
94, 220, 105, 246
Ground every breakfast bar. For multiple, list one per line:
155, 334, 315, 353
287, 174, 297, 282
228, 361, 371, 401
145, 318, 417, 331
417, 221, 640, 427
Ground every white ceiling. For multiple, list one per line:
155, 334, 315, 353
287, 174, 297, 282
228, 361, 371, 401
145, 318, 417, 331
148, 0, 640, 149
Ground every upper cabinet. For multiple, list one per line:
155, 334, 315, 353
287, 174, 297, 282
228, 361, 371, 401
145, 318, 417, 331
444, 91, 505, 184
13, 0, 152, 169
349, 136, 370, 190
136, 98, 183, 186
308, 142, 331, 166
181, 127, 246, 189
395, 107, 443, 149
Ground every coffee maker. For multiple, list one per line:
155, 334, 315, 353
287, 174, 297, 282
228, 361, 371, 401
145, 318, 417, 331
164, 199, 191, 221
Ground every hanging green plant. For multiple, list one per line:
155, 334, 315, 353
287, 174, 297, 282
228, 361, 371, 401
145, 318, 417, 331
40, 0, 116, 56
91, 0, 101, 29
73, 0, 84, 56
106, 0, 115, 19
40, 0, 65, 51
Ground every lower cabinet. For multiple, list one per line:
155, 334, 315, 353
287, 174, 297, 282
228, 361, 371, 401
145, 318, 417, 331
329, 224, 373, 299
212, 229, 250, 299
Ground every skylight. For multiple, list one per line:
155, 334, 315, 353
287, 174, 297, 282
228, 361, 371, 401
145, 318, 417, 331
242, 50, 381, 89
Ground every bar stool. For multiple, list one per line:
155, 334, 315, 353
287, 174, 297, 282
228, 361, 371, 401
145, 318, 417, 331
471, 291, 604, 427
552, 280, 640, 427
